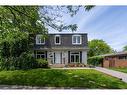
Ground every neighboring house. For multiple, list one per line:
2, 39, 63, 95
103, 52, 127, 68
34, 32, 88, 67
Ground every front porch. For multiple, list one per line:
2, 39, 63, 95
34, 50, 87, 68
49, 63, 87, 68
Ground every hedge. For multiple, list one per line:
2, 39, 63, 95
87, 56, 104, 66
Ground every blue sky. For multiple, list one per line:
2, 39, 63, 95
48, 6, 127, 51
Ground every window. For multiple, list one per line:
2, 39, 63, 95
55, 35, 61, 44
36, 51, 46, 59
70, 52, 80, 63
119, 56, 127, 60
36, 35, 45, 44
72, 35, 82, 44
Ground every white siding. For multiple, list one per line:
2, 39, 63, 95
47, 51, 54, 64
62, 51, 68, 64
82, 51, 87, 64
47, 50, 87, 64
47, 51, 68, 64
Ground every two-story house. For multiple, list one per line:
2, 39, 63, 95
34, 32, 88, 67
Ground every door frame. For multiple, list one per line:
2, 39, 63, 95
70, 51, 80, 63
54, 52, 62, 64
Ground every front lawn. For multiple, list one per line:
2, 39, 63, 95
110, 68, 127, 73
0, 69, 127, 89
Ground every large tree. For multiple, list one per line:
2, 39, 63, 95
0, 6, 94, 34
88, 39, 113, 57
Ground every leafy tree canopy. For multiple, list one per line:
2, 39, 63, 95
88, 39, 113, 57
0, 6, 94, 34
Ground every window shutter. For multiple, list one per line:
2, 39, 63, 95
68, 51, 70, 63
54, 53, 55, 64
61, 52, 62, 64
45, 51, 47, 60
80, 51, 82, 63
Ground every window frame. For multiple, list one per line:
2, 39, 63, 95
72, 35, 82, 45
36, 35, 45, 45
36, 51, 46, 59
70, 52, 80, 63
55, 35, 61, 45
119, 56, 127, 60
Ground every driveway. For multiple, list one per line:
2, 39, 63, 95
95, 67, 127, 83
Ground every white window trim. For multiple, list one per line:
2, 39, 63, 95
72, 35, 82, 45
36, 51, 46, 59
36, 35, 45, 45
70, 52, 80, 63
55, 35, 61, 45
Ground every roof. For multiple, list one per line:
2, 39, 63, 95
34, 47, 89, 51
48, 32, 87, 35
100, 51, 127, 57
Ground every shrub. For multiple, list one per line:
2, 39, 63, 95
87, 56, 104, 66
0, 52, 37, 70
36, 59, 48, 68
17, 52, 37, 70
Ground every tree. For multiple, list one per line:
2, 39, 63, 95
88, 39, 112, 57
123, 45, 127, 51
0, 6, 94, 34
0, 6, 47, 34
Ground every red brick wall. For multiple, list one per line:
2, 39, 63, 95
115, 59, 127, 68
103, 60, 109, 67
103, 57, 127, 68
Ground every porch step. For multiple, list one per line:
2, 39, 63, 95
49, 64, 65, 68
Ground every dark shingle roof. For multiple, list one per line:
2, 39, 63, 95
100, 51, 127, 57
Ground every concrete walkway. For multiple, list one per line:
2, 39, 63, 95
95, 67, 127, 83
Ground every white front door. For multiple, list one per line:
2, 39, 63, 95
55, 52, 61, 64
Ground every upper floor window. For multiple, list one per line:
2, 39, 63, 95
55, 35, 61, 44
36, 35, 45, 45
72, 35, 82, 44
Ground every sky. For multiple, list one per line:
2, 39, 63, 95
48, 6, 127, 51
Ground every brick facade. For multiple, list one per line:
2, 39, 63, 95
103, 53, 127, 68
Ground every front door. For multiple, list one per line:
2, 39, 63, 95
70, 52, 80, 63
55, 52, 61, 64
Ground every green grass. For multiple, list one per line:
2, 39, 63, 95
110, 68, 127, 73
0, 69, 127, 89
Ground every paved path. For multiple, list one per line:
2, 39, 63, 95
95, 67, 127, 83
